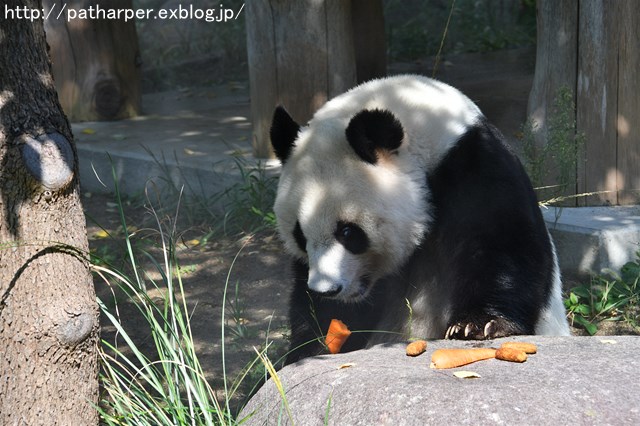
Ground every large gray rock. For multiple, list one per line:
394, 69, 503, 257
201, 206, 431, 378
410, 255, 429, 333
241, 336, 640, 425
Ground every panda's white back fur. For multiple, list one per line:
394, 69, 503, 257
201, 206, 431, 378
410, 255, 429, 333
307, 75, 482, 172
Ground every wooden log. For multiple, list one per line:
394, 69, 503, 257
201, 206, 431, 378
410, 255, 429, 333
246, 0, 358, 158
526, 0, 578, 204
43, 0, 141, 121
246, 1, 279, 159
327, 1, 358, 95
576, 0, 620, 206
351, 0, 386, 83
527, 0, 578, 143
616, 0, 640, 204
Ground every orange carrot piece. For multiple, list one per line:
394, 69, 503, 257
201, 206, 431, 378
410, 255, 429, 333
500, 341, 537, 354
495, 347, 528, 363
406, 340, 428, 357
325, 319, 351, 354
430, 348, 497, 369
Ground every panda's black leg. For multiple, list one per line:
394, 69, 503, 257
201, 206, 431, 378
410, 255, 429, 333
445, 315, 525, 340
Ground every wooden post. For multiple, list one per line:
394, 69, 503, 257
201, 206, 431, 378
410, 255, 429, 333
526, 0, 578, 204
527, 0, 578, 148
615, 0, 640, 205
528, 0, 640, 206
43, 0, 141, 121
576, 1, 620, 206
351, 0, 387, 84
246, 0, 358, 158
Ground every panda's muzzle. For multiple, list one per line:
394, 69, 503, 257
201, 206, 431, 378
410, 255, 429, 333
306, 241, 371, 300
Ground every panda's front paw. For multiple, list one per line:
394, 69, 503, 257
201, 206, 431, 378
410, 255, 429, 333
445, 317, 520, 340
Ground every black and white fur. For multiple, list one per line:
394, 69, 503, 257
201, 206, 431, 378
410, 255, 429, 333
270, 75, 569, 365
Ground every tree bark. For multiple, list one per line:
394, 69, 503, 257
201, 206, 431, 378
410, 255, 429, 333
0, 0, 99, 424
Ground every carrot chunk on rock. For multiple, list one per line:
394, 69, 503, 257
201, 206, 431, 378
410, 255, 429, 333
500, 341, 537, 354
325, 319, 351, 354
406, 340, 428, 357
430, 348, 497, 369
495, 347, 528, 363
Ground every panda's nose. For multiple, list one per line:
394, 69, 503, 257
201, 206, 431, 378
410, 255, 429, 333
307, 264, 343, 297
309, 285, 343, 298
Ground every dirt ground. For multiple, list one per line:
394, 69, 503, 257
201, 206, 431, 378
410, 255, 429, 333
84, 191, 291, 410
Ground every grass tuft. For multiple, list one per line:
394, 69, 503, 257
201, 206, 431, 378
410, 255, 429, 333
92, 167, 282, 424
565, 252, 640, 335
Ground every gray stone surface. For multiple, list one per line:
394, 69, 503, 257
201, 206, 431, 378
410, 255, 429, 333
241, 336, 640, 425
544, 206, 640, 280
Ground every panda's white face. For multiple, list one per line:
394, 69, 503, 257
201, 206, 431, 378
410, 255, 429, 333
274, 119, 429, 302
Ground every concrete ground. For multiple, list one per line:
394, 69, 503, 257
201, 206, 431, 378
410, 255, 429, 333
74, 47, 639, 280
74, 81, 280, 199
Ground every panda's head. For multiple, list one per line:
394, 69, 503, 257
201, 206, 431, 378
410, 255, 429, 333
270, 105, 430, 302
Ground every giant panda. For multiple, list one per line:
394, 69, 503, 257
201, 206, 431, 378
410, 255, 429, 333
269, 75, 570, 365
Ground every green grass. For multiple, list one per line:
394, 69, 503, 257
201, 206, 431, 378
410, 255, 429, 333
143, 150, 277, 238
92, 206, 296, 423
565, 253, 640, 335
91, 161, 285, 424
94, 180, 220, 424
226, 280, 254, 341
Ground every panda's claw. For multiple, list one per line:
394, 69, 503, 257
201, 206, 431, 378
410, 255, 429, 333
445, 322, 483, 340
445, 324, 460, 339
483, 320, 498, 338
446, 316, 522, 340
481, 317, 520, 339
464, 322, 478, 338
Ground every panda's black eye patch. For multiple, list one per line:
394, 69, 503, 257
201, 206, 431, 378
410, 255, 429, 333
335, 221, 369, 254
293, 221, 307, 253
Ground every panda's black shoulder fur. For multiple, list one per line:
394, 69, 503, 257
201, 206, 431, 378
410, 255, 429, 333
423, 118, 554, 336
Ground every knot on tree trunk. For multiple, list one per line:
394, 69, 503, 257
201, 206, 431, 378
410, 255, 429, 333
56, 311, 96, 347
19, 132, 74, 191
93, 78, 122, 120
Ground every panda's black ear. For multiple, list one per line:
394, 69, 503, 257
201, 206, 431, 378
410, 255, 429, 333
345, 109, 404, 164
270, 106, 300, 163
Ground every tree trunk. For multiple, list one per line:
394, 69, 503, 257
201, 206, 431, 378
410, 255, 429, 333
0, 0, 99, 424
42, 0, 141, 121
